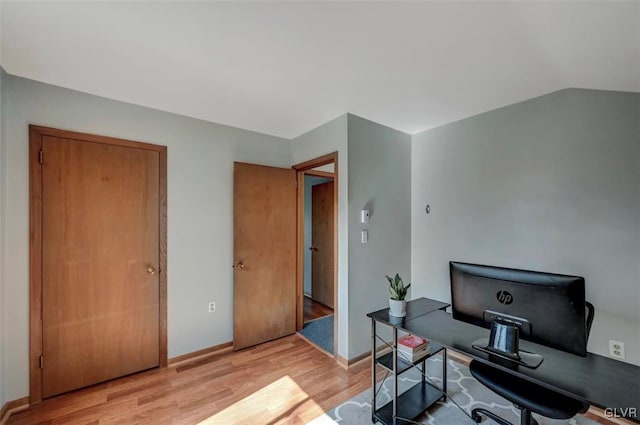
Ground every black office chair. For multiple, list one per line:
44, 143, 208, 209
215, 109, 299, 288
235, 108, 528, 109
470, 302, 595, 425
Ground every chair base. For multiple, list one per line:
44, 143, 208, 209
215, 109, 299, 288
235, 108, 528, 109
472, 407, 538, 425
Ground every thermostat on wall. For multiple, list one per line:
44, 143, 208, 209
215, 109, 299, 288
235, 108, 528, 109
361, 210, 370, 224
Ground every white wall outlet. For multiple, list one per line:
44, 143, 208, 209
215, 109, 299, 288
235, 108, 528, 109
208, 302, 216, 313
609, 340, 625, 360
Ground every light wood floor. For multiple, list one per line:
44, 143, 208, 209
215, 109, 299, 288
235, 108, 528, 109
303, 296, 333, 323
8, 335, 373, 425
5, 334, 620, 425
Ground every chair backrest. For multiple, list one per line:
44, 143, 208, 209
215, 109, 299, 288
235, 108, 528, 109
585, 301, 595, 341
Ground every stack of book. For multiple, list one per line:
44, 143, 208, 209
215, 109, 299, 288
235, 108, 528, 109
397, 334, 430, 362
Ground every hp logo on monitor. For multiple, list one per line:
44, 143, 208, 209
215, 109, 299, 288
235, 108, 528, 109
497, 290, 513, 305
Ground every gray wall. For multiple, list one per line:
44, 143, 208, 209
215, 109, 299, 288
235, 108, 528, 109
347, 114, 412, 357
291, 114, 350, 358
0, 67, 6, 407
293, 114, 413, 359
1, 74, 291, 401
304, 175, 333, 296
411, 89, 640, 365
3, 71, 635, 406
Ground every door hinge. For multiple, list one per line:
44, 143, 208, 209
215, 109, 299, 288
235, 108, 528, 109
39, 150, 43, 164
39, 355, 44, 369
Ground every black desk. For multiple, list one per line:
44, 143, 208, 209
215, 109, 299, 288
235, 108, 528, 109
400, 300, 640, 423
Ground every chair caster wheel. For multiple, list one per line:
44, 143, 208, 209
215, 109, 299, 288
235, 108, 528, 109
472, 413, 483, 423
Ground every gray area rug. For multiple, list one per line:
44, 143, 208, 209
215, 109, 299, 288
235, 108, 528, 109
324, 357, 598, 425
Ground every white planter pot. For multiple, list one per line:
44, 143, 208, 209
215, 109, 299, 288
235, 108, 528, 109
389, 299, 407, 317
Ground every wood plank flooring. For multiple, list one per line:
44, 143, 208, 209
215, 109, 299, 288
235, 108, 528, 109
303, 297, 333, 323
5, 334, 623, 425
7, 335, 374, 425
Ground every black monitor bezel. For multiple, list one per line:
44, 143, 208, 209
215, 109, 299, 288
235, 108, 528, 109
450, 261, 588, 357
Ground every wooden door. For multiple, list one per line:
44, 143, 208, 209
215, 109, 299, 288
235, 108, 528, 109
311, 181, 335, 308
41, 136, 160, 398
233, 162, 297, 350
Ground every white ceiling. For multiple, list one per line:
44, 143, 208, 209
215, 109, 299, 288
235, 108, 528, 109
1, 1, 639, 139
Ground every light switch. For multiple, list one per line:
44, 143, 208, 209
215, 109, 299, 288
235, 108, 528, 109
361, 230, 368, 244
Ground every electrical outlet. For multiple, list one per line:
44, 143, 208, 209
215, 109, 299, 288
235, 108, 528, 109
208, 302, 216, 313
609, 340, 625, 360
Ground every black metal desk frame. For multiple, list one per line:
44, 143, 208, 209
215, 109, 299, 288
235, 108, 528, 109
368, 299, 451, 425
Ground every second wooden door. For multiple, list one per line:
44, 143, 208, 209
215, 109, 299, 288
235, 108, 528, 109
311, 181, 335, 308
233, 162, 297, 350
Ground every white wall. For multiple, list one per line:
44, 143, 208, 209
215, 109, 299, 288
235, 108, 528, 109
291, 115, 349, 359
412, 88, 640, 365
304, 175, 333, 296
2, 74, 291, 401
347, 114, 412, 357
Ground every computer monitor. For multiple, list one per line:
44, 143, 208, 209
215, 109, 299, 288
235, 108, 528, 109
450, 261, 588, 368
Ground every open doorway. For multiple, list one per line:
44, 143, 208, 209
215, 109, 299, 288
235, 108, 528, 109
293, 153, 338, 357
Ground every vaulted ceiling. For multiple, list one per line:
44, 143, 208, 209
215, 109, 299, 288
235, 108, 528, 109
2, 1, 638, 138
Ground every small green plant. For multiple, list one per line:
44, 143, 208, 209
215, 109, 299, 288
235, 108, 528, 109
386, 273, 411, 301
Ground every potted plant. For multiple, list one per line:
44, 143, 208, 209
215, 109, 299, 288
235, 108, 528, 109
386, 273, 410, 317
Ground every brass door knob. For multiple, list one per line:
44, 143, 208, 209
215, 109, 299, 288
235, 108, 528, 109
146, 266, 157, 275
233, 262, 246, 270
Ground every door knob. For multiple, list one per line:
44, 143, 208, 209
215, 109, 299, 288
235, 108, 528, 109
233, 262, 246, 270
309, 246, 318, 252
146, 266, 157, 275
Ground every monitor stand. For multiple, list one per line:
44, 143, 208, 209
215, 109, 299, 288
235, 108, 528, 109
472, 320, 543, 369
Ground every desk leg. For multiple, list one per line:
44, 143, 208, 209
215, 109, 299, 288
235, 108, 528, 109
393, 326, 398, 425
442, 348, 447, 401
371, 318, 376, 421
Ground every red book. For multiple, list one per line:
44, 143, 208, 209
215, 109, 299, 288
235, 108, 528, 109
398, 335, 429, 352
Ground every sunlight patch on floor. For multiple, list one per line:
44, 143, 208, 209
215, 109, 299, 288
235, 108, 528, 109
196, 375, 328, 424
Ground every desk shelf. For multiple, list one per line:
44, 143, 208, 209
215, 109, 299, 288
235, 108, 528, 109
373, 382, 443, 425
376, 342, 445, 375
376, 352, 413, 375
369, 299, 450, 425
